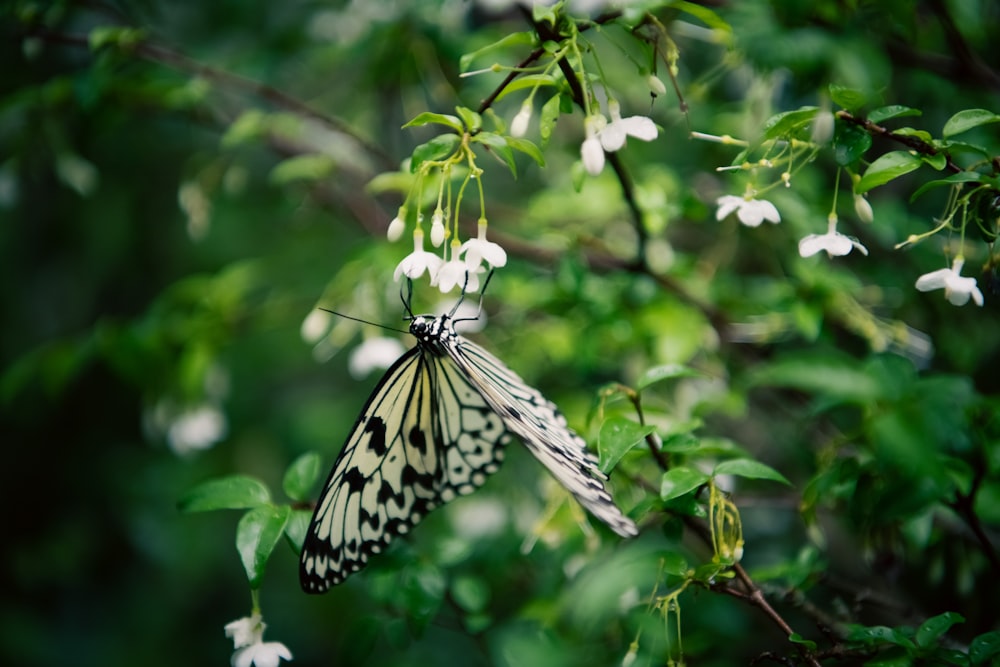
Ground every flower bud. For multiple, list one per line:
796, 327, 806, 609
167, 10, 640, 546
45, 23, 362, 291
430, 209, 446, 247
386, 207, 406, 241
853, 194, 874, 223
510, 101, 532, 138
646, 74, 667, 97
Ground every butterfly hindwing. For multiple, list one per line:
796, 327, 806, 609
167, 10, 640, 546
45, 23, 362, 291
300, 344, 510, 593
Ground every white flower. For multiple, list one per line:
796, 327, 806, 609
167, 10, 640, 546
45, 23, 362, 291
599, 100, 657, 152
386, 207, 406, 241
225, 614, 292, 667
510, 101, 532, 138
429, 208, 446, 247
715, 194, 781, 227
348, 336, 406, 378
798, 215, 869, 258
434, 240, 483, 294
915, 257, 984, 306
393, 229, 443, 282
581, 114, 606, 176
461, 220, 507, 270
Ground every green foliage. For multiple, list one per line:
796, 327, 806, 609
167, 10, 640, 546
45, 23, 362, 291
4, 1, 1000, 666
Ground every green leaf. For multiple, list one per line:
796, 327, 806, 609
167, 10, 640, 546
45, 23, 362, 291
473, 131, 517, 177
598, 416, 656, 473
943, 108, 1000, 138
493, 74, 559, 103
402, 112, 463, 132
178, 475, 271, 513
455, 106, 482, 133
451, 575, 490, 613
283, 451, 323, 502
867, 105, 921, 124
856, 150, 922, 193
660, 466, 710, 501
970, 631, 1000, 665
269, 154, 335, 185
636, 364, 701, 391
89, 26, 146, 51
539, 93, 563, 146
915, 611, 964, 648
236, 505, 291, 588
910, 171, 990, 201
714, 458, 791, 485
832, 121, 872, 166
459, 31, 535, 73
845, 624, 899, 646
788, 633, 817, 650
829, 84, 868, 111
410, 134, 461, 172
763, 107, 818, 140
660, 550, 689, 576
283, 509, 312, 553
506, 137, 545, 167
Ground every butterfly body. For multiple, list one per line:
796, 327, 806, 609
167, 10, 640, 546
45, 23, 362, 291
300, 310, 637, 594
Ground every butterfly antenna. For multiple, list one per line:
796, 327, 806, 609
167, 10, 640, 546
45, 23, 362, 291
400, 279, 415, 320
318, 308, 409, 335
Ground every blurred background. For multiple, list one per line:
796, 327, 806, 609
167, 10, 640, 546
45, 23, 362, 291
3, 1, 999, 665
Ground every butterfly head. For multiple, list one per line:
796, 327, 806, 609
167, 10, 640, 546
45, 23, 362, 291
409, 314, 457, 353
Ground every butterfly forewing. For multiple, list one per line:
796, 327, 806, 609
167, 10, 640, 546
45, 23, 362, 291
447, 335, 639, 539
300, 343, 510, 593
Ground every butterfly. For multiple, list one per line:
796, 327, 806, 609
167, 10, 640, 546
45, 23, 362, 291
300, 281, 638, 593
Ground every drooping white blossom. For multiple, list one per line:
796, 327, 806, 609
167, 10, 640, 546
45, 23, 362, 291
461, 220, 507, 270
225, 614, 292, 667
599, 100, 657, 152
915, 257, 984, 306
715, 194, 781, 227
581, 114, 606, 176
798, 215, 868, 258
393, 229, 443, 282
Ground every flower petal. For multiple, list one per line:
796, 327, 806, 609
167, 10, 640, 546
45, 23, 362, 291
915, 268, 952, 292
823, 233, 855, 256
798, 233, 827, 257
621, 116, 657, 142
581, 136, 605, 175
715, 195, 742, 221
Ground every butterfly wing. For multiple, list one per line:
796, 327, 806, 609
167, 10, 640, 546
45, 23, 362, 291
446, 335, 639, 538
300, 346, 510, 593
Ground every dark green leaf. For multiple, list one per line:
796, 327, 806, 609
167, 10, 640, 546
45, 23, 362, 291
660, 550, 689, 576
856, 150, 922, 193
660, 466, 709, 501
236, 505, 291, 588
943, 108, 1000, 138
283, 451, 323, 502
829, 84, 868, 111
763, 107, 817, 140
539, 93, 562, 146
178, 475, 271, 513
910, 171, 989, 201
410, 134, 461, 172
832, 121, 872, 166
714, 458, 790, 485
747, 351, 885, 404
867, 105, 921, 123
598, 416, 656, 473
451, 575, 490, 613
970, 631, 1000, 664
788, 633, 817, 650
915, 611, 964, 648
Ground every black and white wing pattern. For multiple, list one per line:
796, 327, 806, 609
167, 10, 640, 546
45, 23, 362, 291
300, 330, 511, 593
300, 311, 636, 593
443, 331, 639, 540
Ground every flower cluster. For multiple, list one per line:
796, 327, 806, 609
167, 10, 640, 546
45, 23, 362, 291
390, 218, 507, 294
715, 190, 985, 307
580, 100, 658, 176
225, 614, 292, 667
